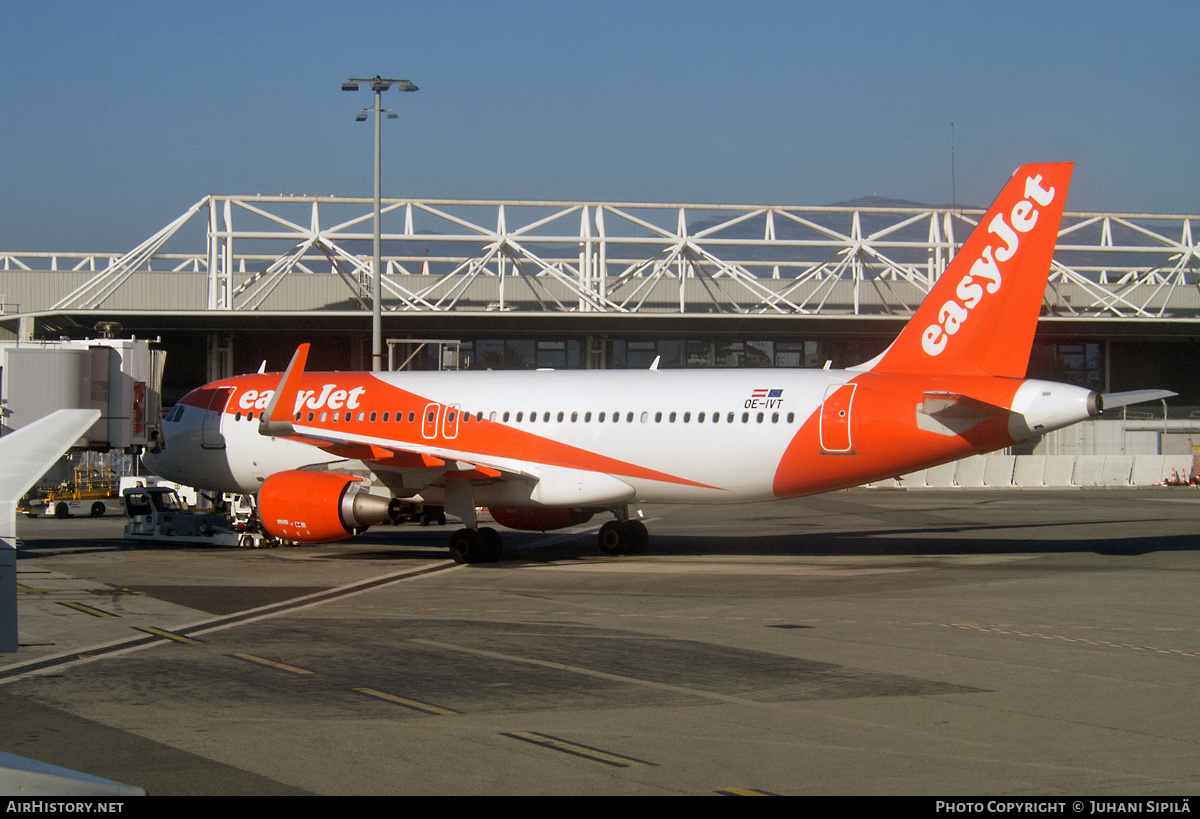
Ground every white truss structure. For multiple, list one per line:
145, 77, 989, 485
3, 195, 1198, 319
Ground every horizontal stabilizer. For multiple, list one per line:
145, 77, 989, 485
1100, 389, 1177, 411
916, 391, 1006, 437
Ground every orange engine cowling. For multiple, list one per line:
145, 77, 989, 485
259, 471, 396, 542
488, 506, 594, 532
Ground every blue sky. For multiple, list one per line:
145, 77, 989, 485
1, 0, 1196, 251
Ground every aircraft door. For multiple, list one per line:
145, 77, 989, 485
421, 403, 441, 439
201, 387, 233, 450
819, 383, 856, 454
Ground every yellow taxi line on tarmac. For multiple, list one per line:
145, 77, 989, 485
715, 787, 776, 796
503, 731, 654, 768
231, 652, 313, 674
135, 626, 204, 644
58, 601, 116, 618
353, 687, 460, 715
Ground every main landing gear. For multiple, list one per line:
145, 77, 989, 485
448, 515, 649, 564
598, 518, 648, 556
444, 481, 503, 565
442, 480, 649, 564
448, 526, 503, 564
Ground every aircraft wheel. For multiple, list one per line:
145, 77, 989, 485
626, 519, 649, 554
478, 527, 503, 563
598, 520, 631, 556
90, 501, 106, 518
449, 528, 485, 564
54, 502, 70, 519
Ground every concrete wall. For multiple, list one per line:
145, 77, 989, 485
868, 453, 1195, 489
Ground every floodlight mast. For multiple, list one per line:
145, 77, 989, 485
343, 75, 419, 372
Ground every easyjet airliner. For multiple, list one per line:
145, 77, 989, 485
144, 163, 1171, 563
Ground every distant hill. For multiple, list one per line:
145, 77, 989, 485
830, 195, 966, 210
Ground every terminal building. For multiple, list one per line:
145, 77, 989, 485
2, 193, 1198, 476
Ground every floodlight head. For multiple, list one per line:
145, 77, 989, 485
355, 111, 368, 122
371, 81, 389, 92
385, 111, 398, 119
341, 82, 359, 91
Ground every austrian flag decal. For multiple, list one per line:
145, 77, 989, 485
746, 388, 784, 409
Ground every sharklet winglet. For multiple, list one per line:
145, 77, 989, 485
259, 343, 310, 438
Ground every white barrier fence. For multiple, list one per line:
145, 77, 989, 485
868, 454, 1196, 489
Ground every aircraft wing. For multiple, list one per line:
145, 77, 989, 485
255, 344, 712, 503
1, 409, 101, 653
255, 345, 563, 488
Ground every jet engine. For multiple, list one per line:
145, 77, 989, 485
258, 470, 397, 542
488, 506, 594, 532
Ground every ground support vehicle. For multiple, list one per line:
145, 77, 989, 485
122, 486, 273, 548
20, 467, 118, 518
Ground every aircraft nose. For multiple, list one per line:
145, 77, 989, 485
140, 448, 163, 474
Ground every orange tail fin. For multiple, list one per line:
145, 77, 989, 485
870, 162, 1073, 377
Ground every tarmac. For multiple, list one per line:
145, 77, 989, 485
2, 487, 1199, 795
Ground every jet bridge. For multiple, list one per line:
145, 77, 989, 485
0, 337, 165, 451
